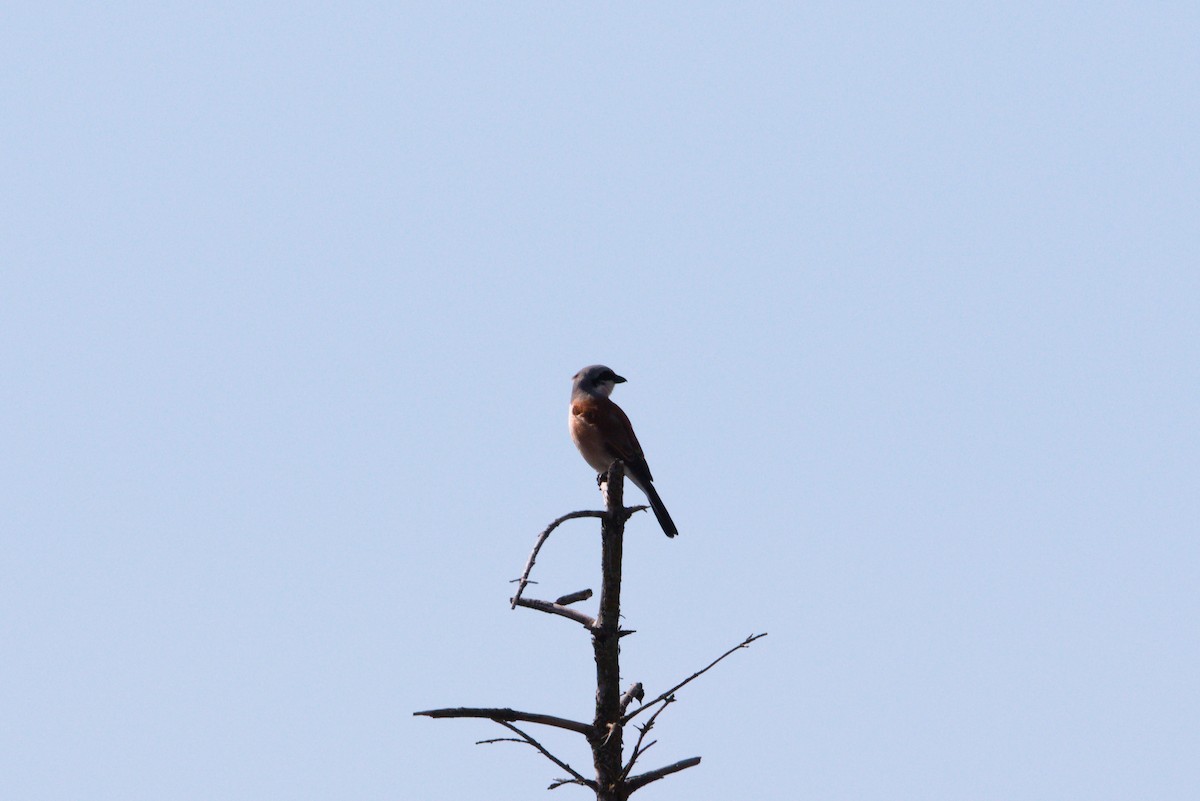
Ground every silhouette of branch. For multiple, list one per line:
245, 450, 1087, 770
413, 707, 592, 736
482, 720, 596, 791
548, 776, 594, 791
555, 588, 593, 605
621, 633, 768, 725
511, 510, 605, 608
620, 696, 673, 781
625, 756, 702, 793
513, 596, 597, 628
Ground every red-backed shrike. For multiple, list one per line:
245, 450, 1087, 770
569, 365, 678, 538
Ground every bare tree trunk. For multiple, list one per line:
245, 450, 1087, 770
592, 463, 626, 801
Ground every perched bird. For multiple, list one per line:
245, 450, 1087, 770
568, 365, 678, 538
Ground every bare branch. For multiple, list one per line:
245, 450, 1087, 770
555, 588, 593, 605
511, 510, 605, 608
513, 596, 597, 628
414, 707, 593, 737
489, 720, 597, 791
625, 756, 702, 793
621, 633, 768, 725
620, 697, 673, 781
622, 504, 650, 521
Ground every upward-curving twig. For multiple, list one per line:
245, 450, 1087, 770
510, 510, 605, 608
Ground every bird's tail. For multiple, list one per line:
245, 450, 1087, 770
632, 477, 678, 538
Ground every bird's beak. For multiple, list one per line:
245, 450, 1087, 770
612, 374, 627, 384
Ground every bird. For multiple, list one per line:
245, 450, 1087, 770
569, 365, 678, 537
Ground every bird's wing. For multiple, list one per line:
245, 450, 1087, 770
594, 399, 654, 484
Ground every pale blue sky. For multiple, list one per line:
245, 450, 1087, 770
3, 4, 1197, 800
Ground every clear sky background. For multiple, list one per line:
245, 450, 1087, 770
3, 4, 1197, 800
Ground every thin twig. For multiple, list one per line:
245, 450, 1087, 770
630, 738, 656, 763
490, 720, 596, 791
625, 756, 702, 793
514, 596, 597, 628
621, 633, 768, 725
414, 707, 593, 736
620, 697, 673, 781
511, 510, 605, 608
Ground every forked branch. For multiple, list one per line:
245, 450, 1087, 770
619, 696, 673, 781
